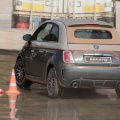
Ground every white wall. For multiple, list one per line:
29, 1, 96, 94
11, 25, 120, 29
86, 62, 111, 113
116, 1, 120, 36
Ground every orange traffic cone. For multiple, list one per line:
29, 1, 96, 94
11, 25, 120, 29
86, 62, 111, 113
6, 69, 20, 94
9, 109, 15, 119
0, 89, 4, 96
7, 94, 18, 119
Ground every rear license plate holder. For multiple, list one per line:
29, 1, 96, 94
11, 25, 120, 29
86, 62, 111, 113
84, 56, 112, 63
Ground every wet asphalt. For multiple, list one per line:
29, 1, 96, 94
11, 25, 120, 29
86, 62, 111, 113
0, 50, 120, 120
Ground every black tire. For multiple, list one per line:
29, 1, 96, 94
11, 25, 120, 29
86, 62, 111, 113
115, 84, 120, 98
47, 68, 63, 99
115, 89, 120, 98
14, 59, 32, 87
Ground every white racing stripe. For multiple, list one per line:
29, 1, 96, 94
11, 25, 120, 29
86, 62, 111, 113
9, 100, 16, 103
11, 72, 15, 76
9, 83, 17, 86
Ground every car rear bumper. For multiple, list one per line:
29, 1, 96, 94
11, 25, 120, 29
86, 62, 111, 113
67, 79, 119, 88
58, 66, 120, 88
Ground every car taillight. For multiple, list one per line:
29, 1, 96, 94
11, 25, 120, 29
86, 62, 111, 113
63, 51, 74, 63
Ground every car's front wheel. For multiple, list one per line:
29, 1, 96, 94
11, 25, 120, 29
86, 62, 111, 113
47, 68, 63, 99
14, 59, 32, 87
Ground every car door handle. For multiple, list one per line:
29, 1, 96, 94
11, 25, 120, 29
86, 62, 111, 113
39, 50, 44, 53
44, 51, 47, 54
39, 50, 47, 54
31, 50, 34, 53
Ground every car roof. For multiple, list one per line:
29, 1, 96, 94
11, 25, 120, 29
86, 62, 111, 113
51, 18, 113, 28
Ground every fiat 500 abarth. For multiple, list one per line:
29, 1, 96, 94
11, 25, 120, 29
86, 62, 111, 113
14, 19, 120, 98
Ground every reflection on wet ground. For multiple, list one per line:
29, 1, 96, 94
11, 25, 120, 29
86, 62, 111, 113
1, 86, 120, 120
0, 50, 120, 120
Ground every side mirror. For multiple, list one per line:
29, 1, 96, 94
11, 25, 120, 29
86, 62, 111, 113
23, 34, 32, 41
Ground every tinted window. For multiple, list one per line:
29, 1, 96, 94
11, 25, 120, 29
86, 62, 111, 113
74, 29, 112, 39
49, 25, 59, 42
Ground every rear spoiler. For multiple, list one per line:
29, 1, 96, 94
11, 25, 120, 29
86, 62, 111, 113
68, 24, 113, 28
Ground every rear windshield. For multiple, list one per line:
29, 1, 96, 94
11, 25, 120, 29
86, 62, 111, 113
74, 29, 112, 39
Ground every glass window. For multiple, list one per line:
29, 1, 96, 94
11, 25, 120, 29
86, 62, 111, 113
74, 29, 112, 39
49, 25, 59, 42
36, 23, 53, 41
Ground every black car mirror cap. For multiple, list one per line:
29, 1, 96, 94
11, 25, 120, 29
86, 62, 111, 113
23, 34, 32, 41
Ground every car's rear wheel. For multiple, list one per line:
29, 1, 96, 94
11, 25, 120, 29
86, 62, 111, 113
115, 84, 120, 98
14, 59, 32, 87
47, 68, 63, 99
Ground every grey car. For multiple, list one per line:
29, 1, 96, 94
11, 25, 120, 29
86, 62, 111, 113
14, 18, 120, 98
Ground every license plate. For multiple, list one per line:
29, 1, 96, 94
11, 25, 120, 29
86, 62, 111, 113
84, 56, 112, 63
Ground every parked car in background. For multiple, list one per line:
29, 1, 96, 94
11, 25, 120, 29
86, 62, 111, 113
14, 18, 120, 98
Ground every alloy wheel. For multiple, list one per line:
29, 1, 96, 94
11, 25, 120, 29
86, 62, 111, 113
47, 68, 60, 98
15, 60, 25, 86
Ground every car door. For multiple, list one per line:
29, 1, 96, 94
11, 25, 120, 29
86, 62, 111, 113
30, 23, 53, 80
40, 24, 59, 82
23, 44, 34, 75
23, 38, 41, 76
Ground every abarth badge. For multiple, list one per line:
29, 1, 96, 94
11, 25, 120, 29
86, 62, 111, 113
94, 45, 99, 50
